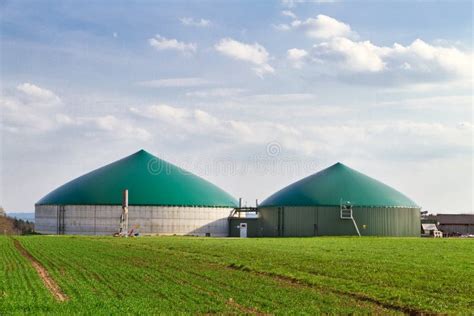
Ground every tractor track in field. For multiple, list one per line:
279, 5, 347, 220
226, 263, 427, 315
12, 238, 68, 302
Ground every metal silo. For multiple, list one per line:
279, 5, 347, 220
258, 163, 420, 237
35, 150, 237, 236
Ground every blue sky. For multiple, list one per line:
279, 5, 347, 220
1, 0, 472, 213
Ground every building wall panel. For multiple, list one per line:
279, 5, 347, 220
258, 206, 420, 237
283, 206, 316, 236
35, 205, 233, 236
259, 207, 278, 236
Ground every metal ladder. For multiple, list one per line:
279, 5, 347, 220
340, 200, 361, 237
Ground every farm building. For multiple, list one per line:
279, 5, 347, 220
35, 150, 237, 236
435, 214, 474, 235
256, 162, 420, 237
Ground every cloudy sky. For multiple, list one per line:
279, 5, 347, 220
1, 1, 472, 213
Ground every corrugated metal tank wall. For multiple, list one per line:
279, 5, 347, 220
259, 206, 420, 237
35, 204, 232, 236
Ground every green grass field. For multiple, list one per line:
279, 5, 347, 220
1, 236, 473, 314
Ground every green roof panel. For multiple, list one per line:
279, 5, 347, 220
260, 163, 418, 208
37, 150, 238, 207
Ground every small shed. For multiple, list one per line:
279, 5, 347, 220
229, 218, 262, 237
421, 223, 438, 236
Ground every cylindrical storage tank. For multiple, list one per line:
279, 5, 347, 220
258, 163, 420, 237
35, 150, 237, 236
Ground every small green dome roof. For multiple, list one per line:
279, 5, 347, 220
260, 163, 418, 208
37, 150, 238, 207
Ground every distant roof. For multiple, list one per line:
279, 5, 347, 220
437, 214, 474, 225
37, 150, 238, 207
260, 162, 419, 208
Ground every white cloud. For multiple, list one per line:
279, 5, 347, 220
287, 48, 308, 68
279, 15, 472, 83
377, 95, 472, 110
273, 23, 292, 31
246, 93, 316, 103
92, 115, 151, 141
312, 37, 472, 77
130, 104, 223, 132
148, 34, 196, 54
130, 104, 224, 137
287, 48, 308, 60
214, 38, 275, 77
303, 15, 355, 39
281, 0, 336, 7
281, 0, 299, 8
314, 37, 385, 72
386, 39, 472, 77
179, 17, 211, 27
54, 114, 151, 142
1, 83, 65, 133
127, 103, 326, 155
1, 97, 55, 133
136, 78, 212, 88
55, 113, 74, 125
131, 104, 189, 121
254, 64, 275, 78
130, 104, 294, 146
128, 103, 472, 164
304, 120, 473, 160
186, 88, 246, 98
215, 38, 269, 65
16, 83, 61, 105
281, 10, 297, 19
291, 20, 302, 27
379, 79, 471, 93
275, 14, 356, 40
1, 83, 151, 142
185, 90, 317, 104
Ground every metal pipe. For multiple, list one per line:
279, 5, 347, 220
121, 189, 129, 235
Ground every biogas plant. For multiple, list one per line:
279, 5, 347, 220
35, 150, 420, 237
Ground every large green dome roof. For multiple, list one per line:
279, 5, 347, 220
37, 150, 238, 207
260, 163, 418, 208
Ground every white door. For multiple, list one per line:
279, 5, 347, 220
239, 223, 247, 238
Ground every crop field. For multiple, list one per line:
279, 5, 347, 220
1, 236, 473, 314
